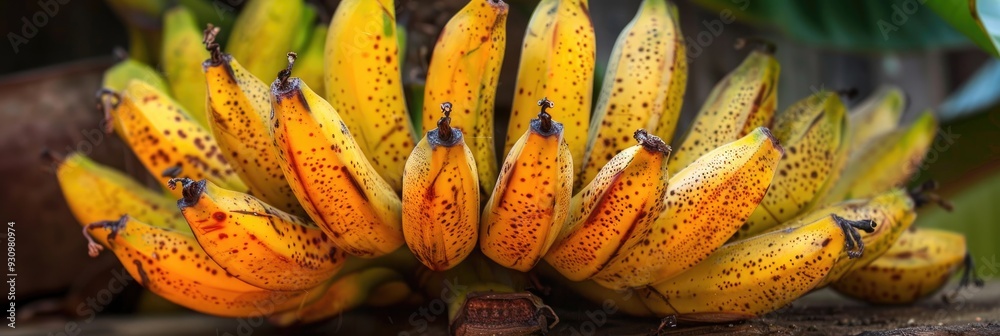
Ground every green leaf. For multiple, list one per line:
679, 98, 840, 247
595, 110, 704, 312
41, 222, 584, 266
925, 0, 1000, 57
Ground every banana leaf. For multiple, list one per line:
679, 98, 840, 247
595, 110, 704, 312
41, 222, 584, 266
925, 0, 1000, 57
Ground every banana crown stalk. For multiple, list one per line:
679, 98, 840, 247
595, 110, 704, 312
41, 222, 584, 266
544, 129, 671, 282
669, 43, 779, 173
403, 103, 480, 271
172, 178, 347, 291
482, 98, 574, 271
270, 53, 404, 258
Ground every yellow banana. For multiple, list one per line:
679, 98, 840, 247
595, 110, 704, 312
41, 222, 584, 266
421, 0, 508, 195
162, 6, 210, 127
55, 153, 188, 242
821, 110, 937, 203
325, 0, 416, 192
579, 0, 685, 190
640, 214, 875, 322
102, 56, 170, 94
832, 228, 980, 304
172, 178, 347, 291
295, 24, 326, 95
270, 267, 409, 326
402, 103, 480, 271
847, 85, 905, 151
270, 55, 404, 258
99, 80, 247, 196
734, 91, 849, 239
593, 127, 783, 289
481, 98, 573, 271
82, 215, 326, 318
668, 44, 779, 173
505, 0, 595, 178
544, 129, 671, 281
226, 0, 305, 81
202, 27, 304, 216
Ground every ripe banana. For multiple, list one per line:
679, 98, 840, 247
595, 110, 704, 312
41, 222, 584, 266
172, 178, 347, 291
846, 85, 905, 151
421, 0, 508, 195
579, 0, 685, 190
821, 110, 937, 203
325, 0, 416, 192
640, 214, 875, 322
82, 215, 326, 317
668, 44, 779, 173
55, 153, 188, 241
162, 6, 210, 127
505, 0, 595, 178
270, 55, 404, 258
403, 103, 480, 271
481, 98, 573, 271
99, 80, 247, 196
102, 56, 170, 94
734, 91, 849, 239
202, 27, 304, 216
592, 127, 784, 289
831, 228, 978, 304
225, 0, 305, 81
270, 267, 410, 326
544, 129, 671, 281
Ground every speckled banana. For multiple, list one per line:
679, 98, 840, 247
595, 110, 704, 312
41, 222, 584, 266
832, 228, 981, 304
162, 6, 210, 127
481, 98, 573, 271
172, 178, 347, 291
55, 153, 189, 243
579, 0, 685, 190
226, 0, 305, 81
505, 0, 595, 178
592, 127, 783, 289
668, 44, 779, 173
544, 129, 671, 282
270, 266, 410, 326
733, 91, 849, 239
98, 80, 247, 196
270, 55, 404, 258
846, 85, 905, 151
82, 215, 326, 318
640, 214, 875, 322
202, 28, 305, 216
821, 110, 937, 204
325, 0, 416, 192
403, 103, 480, 271
421, 0, 508, 195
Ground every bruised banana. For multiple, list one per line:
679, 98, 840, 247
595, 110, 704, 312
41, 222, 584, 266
481, 98, 573, 271
505, 0, 595, 177
403, 103, 480, 271
544, 129, 671, 282
580, 0, 685, 190
846, 85, 906, 151
326, 0, 416, 192
270, 55, 404, 258
162, 5, 210, 127
55, 153, 188, 241
832, 228, 981, 304
202, 28, 304, 216
640, 214, 875, 322
734, 91, 849, 239
821, 110, 937, 203
422, 0, 508, 195
100, 80, 247, 196
173, 178, 347, 291
82, 215, 326, 318
226, 0, 305, 81
669, 44, 779, 173
593, 127, 783, 289
270, 267, 410, 326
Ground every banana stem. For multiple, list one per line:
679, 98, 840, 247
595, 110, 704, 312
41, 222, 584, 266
95, 89, 120, 134
536, 97, 555, 133
203, 24, 224, 64
277, 52, 298, 89
834, 88, 859, 101
734, 37, 776, 54
82, 216, 127, 257
436, 102, 455, 143
633, 129, 671, 154
833, 214, 877, 259
908, 180, 954, 211
167, 178, 204, 208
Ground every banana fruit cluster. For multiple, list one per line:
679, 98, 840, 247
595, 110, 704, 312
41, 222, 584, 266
58, 0, 975, 330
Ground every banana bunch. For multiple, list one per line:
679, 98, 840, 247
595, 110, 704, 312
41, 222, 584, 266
59, 0, 973, 330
